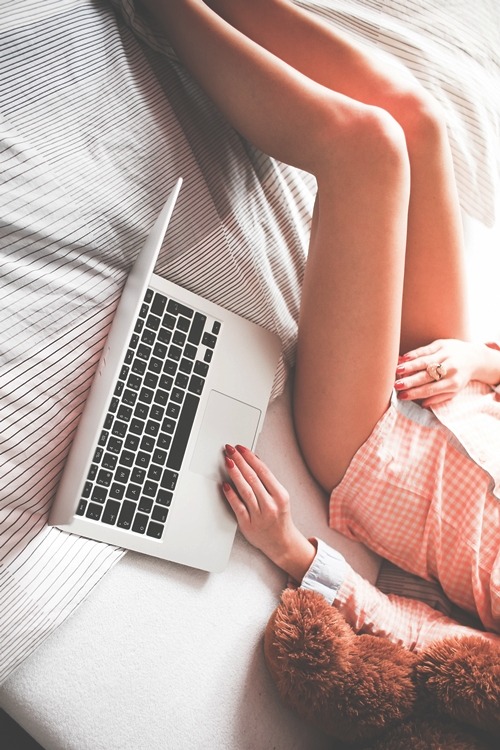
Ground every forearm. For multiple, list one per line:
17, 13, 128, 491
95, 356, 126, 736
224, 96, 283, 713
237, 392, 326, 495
335, 566, 500, 651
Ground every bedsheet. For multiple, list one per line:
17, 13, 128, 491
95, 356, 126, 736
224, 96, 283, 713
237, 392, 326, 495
0, 0, 315, 684
1, 0, 499, 686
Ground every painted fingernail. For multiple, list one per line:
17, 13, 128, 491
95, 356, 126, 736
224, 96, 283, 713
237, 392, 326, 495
236, 445, 247, 454
225, 456, 234, 468
397, 391, 408, 399
394, 380, 405, 390
222, 481, 231, 492
225, 444, 235, 455
396, 364, 405, 374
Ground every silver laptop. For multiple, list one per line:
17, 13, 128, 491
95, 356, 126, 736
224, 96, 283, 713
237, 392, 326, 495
49, 179, 281, 572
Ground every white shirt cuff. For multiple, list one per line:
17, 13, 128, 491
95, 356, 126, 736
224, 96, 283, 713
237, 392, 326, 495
299, 538, 348, 605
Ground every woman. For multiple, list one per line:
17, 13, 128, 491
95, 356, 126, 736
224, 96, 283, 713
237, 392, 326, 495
141, 0, 500, 649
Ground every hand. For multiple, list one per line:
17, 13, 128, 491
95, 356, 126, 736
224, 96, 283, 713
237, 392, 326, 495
222, 444, 316, 581
394, 339, 488, 407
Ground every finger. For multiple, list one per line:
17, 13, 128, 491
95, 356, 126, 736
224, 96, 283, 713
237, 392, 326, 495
421, 393, 453, 407
397, 351, 446, 378
398, 381, 452, 402
221, 480, 251, 523
231, 444, 288, 503
223, 452, 265, 511
395, 367, 431, 392
400, 340, 442, 363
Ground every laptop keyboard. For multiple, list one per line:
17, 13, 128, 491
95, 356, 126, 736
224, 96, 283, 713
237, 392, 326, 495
76, 288, 221, 541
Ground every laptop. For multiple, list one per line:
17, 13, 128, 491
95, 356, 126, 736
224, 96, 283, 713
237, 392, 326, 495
49, 179, 281, 572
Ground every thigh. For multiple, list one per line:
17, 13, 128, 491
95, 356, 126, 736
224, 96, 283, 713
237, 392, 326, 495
293, 123, 410, 491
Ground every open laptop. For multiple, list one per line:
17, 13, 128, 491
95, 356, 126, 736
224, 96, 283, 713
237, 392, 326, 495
49, 179, 281, 572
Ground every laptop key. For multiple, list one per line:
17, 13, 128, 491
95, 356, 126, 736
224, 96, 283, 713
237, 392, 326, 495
161, 469, 178, 491
102, 452, 118, 470
125, 483, 141, 501
97, 469, 113, 487
115, 467, 130, 484
134, 402, 149, 421
166, 393, 200, 471
141, 328, 156, 346
132, 512, 149, 535
119, 450, 135, 467
138, 496, 153, 513
91, 486, 107, 503
125, 434, 140, 451
157, 490, 173, 507
188, 375, 205, 396
167, 300, 194, 319
146, 313, 161, 331
102, 499, 121, 525
194, 360, 209, 377
130, 418, 145, 435
152, 505, 169, 523
109, 483, 125, 500
140, 435, 155, 452
177, 316, 190, 333
164, 403, 178, 420
131, 359, 146, 376
157, 432, 172, 450
107, 437, 123, 454
202, 332, 217, 349
122, 388, 138, 406
188, 312, 206, 345
157, 327, 172, 344
86, 502, 103, 521
146, 521, 165, 539
117, 500, 136, 529
170, 388, 184, 404
151, 293, 167, 317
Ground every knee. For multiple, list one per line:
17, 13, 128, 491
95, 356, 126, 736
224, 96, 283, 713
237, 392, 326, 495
388, 83, 448, 153
313, 101, 410, 188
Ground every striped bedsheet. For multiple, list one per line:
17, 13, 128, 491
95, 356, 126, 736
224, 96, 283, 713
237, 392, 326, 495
0, 0, 498, 683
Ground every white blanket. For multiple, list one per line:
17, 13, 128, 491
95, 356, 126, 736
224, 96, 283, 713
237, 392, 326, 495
1, 0, 499, 691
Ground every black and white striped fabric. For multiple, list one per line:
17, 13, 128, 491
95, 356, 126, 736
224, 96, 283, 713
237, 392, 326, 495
0, 0, 498, 683
0, 0, 315, 683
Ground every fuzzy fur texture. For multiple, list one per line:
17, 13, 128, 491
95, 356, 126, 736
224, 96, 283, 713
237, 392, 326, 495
264, 589, 500, 748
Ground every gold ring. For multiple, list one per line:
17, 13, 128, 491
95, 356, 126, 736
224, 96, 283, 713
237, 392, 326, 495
426, 362, 447, 381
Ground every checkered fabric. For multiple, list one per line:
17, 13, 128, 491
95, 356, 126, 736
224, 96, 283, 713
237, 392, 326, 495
329, 385, 500, 640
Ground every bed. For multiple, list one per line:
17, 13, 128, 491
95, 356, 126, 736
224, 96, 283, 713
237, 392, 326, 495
0, 1, 499, 748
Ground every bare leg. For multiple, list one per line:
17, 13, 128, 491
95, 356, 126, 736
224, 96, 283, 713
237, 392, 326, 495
204, 0, 470, 352
141, 0, 412, 490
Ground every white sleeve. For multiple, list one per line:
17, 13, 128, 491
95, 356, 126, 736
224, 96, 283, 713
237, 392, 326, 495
299, 538, 348, 605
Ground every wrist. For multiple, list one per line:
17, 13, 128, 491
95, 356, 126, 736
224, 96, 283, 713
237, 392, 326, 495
272, 529, 317, 583
473, 343, 500, 386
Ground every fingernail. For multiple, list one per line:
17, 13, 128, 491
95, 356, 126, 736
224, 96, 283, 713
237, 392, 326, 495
225, 456, 234, 468
236, 445, 247, 454
396, 364, 405, 374
225, 444, 235, 455
394, 380, 405, 390
222, 481, 231, 492
397, 391, 408, 399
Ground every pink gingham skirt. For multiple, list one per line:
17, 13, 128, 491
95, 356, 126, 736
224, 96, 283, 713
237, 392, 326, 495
329, 384, 500, 632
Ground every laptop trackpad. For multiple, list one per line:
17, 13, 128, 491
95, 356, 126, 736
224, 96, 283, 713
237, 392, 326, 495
190, 390, 261, 482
